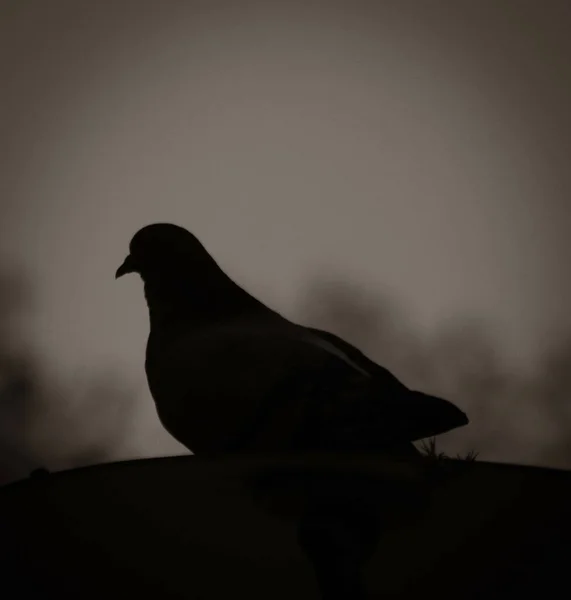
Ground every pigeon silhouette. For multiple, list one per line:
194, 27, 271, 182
116, 223, 468, 457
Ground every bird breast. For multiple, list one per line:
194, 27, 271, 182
143, 323, 341, 453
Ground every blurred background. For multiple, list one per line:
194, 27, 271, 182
1, 0, 570, 484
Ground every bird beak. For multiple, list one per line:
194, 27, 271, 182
115, 254, 137, 279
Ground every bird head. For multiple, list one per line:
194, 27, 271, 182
115, 223, 213, 280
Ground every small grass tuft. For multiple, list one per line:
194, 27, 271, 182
419, 437, 478, 462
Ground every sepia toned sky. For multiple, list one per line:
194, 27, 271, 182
1, 0, 570, 482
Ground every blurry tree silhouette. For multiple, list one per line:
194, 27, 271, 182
2, 263, 569, 483
534, 338, 571, 469
0, 268, 137, 485
297, 273, 571, 470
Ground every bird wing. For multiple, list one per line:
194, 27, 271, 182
302, 326, 469, 440
145, 319, 467, 455
303, 326, 407, 390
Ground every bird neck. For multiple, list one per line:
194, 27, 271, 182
143, 268, 278, 330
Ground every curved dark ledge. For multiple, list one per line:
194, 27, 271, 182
1, 454, 569, 599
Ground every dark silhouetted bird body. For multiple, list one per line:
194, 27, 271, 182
116, 223, 468, 456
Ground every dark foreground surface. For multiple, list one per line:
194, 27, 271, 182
0, 454, 569, 599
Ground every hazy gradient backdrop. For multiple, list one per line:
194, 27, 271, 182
1, 0, 570, 482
